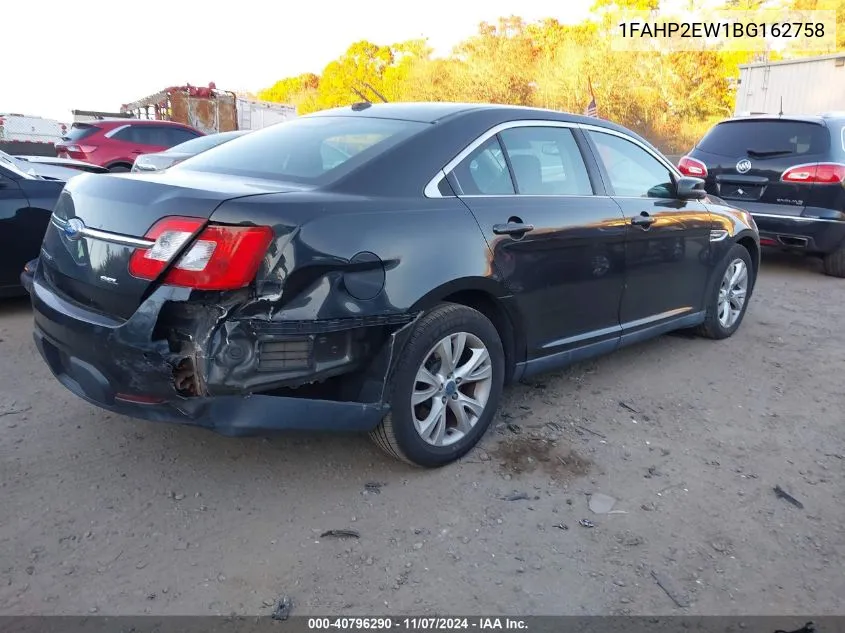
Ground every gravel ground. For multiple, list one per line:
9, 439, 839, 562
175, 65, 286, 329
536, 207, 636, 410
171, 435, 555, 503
1, 251, 844, 617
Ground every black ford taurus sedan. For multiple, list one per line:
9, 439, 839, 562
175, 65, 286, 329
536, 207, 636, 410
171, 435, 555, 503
28, 102, 760, 467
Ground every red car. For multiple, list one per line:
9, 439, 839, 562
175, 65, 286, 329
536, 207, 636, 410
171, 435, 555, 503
55, 119, 204, 172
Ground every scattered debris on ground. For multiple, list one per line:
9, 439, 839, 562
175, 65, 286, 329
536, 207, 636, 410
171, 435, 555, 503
651, 569, 690, 608
774, 485, 804, 509
588, 493, 617, 514
320, 530, 360, 539
271, 595, 292, 620
492, 435, 592, 478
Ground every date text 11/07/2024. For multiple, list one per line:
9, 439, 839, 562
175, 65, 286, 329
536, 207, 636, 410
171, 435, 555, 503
307, 618, 528, 630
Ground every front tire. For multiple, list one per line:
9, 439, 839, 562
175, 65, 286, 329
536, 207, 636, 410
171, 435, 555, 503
370, 303, 505, 467
696, 243, 754, 340
822, 245, 845, 278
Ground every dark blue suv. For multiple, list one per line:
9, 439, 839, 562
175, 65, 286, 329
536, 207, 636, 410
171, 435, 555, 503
680, 113, 845, 276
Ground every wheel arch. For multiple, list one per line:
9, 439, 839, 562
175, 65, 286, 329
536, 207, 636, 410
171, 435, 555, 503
734, 230, 760, 289
106, 161, 134, 171
409, 277, 525, 385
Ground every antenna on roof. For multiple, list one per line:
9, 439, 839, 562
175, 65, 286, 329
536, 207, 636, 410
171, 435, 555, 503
779, 96, 784, 117
351, 87, 371, 103
362, 82, 388, 103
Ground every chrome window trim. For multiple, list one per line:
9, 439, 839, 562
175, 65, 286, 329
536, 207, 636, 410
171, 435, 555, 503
751, 212, 844, 224
840, 126, 844, 153
456, 194, 612, 199
50, 216, 154, 248
423, 119, 681, 199
423, 169, 448, 198
424, 120, 580, 198
104, 124, 131, 139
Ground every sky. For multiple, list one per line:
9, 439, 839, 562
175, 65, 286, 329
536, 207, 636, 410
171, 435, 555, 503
4, 0, 596, 122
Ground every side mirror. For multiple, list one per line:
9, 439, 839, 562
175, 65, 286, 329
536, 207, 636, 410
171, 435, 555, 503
676, 176, 706, 200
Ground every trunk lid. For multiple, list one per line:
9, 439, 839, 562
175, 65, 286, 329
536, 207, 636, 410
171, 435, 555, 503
693, 118, 832, 217
40, 170, 309, 320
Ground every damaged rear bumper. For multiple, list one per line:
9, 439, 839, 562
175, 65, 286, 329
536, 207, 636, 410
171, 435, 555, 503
30, 273, 414, 436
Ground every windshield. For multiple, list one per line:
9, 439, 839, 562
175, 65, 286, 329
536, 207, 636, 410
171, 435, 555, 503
175, 116, 428, 184
0, 150, 37, 179
166, 130, 247, 155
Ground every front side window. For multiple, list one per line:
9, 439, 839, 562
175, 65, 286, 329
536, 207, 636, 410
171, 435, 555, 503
498, 126, 593, 195
589, 131, 675, 199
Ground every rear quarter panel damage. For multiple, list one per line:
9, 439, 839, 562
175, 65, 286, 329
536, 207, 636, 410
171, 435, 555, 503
156, 192, 505, 403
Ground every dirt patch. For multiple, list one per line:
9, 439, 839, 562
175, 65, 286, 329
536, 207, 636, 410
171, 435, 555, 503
491, 435, 592, 479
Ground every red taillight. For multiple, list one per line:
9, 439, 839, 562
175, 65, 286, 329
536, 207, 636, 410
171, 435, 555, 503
781, 163, 845, 184
760, 237, 778, 246
678, 156, 708, 178
65, 144, 97, 155
128, 217, 273, 291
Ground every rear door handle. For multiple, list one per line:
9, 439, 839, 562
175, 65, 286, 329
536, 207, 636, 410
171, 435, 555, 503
493, 222, 535, 236
631, 212, 655, 227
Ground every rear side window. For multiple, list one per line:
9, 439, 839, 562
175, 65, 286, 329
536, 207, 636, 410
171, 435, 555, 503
112, 125, 155, 145
62, 123, 99, 142
499, 126, 593, 195
176, 116, 427, 183
697, 120, 830, 158
450, 136, 515, 195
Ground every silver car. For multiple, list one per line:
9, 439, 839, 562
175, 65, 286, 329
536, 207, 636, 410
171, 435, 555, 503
131, 130, 249, 173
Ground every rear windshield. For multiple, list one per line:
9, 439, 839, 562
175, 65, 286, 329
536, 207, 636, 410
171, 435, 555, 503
175, 116, 428, 183
697, 120, 830, 158
167, 131, 245, 155
62, 123, 99, 142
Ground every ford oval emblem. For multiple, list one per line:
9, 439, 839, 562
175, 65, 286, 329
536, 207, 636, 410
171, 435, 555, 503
65, 218, 85, 241
736, 159, 752, 174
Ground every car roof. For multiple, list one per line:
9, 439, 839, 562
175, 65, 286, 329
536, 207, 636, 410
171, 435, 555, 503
306, 102, 650, 145
718, 114, 845, 127
80, 118, 196, 128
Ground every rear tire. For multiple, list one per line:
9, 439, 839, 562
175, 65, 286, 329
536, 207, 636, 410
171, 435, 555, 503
822, 245, 845, 278
109, 164, 131, 173
369, 303, 505, 468
696, 243, 755, 340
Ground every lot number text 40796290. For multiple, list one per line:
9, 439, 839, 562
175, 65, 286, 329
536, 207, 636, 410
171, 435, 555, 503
307, 618, 529, 631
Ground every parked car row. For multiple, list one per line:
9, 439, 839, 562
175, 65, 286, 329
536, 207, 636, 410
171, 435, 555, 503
679, 112, 845, 277
6, 103, 844, 468
0, 130, 249, 297
56, 118, 205, 172
19, 102, 761, 468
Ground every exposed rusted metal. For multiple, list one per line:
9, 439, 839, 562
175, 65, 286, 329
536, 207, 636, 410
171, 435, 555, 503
121, 84, 238, 133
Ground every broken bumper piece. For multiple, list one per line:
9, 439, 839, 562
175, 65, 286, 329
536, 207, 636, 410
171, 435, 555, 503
30, 275, 399, 436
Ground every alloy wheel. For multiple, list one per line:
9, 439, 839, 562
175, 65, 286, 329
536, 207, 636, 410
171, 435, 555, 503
411, 332, 494, 447
718, 258, 748, 329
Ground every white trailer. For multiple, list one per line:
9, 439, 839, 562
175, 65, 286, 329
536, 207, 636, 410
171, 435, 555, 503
0, 113, 68, 144
236, 98, 297, 131
735, 53, 845, 116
